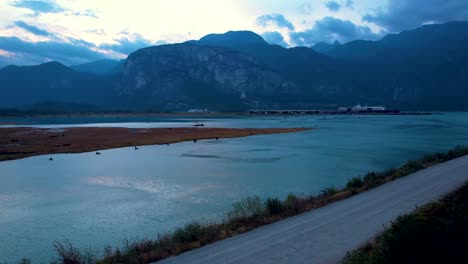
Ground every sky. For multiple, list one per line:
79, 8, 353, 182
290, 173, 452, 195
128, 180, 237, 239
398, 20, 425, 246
1, 0, 468, 66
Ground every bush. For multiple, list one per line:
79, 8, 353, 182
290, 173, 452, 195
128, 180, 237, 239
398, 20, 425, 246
346, 177, 364, 189
173, 222, 205, 243
285, 193, 298, 208
265, 198, 284, 215
53, 242, 96, 264
321, 186, 338, 196
226, 196, 264, 219
402, 160, 424, 172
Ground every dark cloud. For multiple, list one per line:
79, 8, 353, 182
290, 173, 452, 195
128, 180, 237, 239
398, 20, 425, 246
68, 38, 96, 48
363, 0, 468, 32
261, 31, 287, 47
99, 36, 153, 54
325, 1, 341, 12
11, 0, 64, 14
257, 13, 295, 31
14, 21, 51, 36
290, 16, 382, 46
0, 36, 107, 65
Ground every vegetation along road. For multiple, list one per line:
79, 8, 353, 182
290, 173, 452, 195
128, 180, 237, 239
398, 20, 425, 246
157, 155, 468, 264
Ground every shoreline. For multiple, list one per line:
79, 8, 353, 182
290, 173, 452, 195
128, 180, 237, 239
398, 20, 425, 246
0, 126, 309, 162
0, 112, 247, 120
37, 147, 468, 264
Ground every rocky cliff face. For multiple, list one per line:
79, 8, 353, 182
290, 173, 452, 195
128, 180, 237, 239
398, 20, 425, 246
118, 44, 298, 110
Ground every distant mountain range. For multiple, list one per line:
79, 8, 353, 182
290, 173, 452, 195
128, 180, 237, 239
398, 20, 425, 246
1, 21, 468, 113
70, 59, 123, 75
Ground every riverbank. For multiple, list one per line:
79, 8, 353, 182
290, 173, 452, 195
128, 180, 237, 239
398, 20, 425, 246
0, 127, 308, 162
48, 147, 468, 264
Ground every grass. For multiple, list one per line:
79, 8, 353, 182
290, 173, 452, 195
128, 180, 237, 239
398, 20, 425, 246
341, 181, 468, 264
6, 146, 468, 264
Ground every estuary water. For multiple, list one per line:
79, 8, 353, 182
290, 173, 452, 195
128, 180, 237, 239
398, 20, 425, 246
1, 113, 468, 263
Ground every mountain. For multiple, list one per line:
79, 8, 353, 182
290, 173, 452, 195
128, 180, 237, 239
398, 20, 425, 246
70, 59, 122, 75
117, 43, 299, 111
195, 30, 269, 48
1, 22, 468, 112
116, 31, 346, 110
312, 40, 341, 54
0, 61, 114, 108
323, 21, 468, 109
187, 31, 340, 103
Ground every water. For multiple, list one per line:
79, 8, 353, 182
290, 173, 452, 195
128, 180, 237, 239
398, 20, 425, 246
1, 113, 468, 263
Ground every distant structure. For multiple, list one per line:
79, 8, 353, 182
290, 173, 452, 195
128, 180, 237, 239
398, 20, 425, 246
337, 104, 386, 112
49, 157, 53, 161
188, 109, 208, 113
249, 104, 406, 116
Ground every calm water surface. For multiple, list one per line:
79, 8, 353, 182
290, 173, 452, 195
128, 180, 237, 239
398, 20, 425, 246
1, 113, 468, 263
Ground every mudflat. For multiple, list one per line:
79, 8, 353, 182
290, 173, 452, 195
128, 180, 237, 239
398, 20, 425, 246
0, 127, 308, 161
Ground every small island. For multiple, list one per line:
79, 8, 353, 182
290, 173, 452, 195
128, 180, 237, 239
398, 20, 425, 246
0, 126, 309, 161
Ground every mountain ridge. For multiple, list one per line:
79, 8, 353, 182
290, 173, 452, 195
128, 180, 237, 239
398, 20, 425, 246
1, 21, 468, 112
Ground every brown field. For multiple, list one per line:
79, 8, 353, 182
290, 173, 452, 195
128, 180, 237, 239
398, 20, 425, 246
0, 126, 309, 162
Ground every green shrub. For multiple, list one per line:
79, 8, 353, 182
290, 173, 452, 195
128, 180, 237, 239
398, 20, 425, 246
173, 222, 205, 243
346, 177, 364, 189
285, 193, 298, 207
321, 186, 338, 196
402, 160, 424, 172
265, 198, 284, 215
226, 196, 264, 219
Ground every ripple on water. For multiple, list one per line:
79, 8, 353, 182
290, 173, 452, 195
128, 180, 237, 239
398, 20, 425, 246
180, 151, 294, 163
85, 176, 221, 200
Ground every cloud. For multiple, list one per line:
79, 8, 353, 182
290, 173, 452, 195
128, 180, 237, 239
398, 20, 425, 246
11, 0, 64, 14
325, 1, 341, 12
261, 31, 287, 47
256, 13, 295, 31
71, 10, 99, 18
14, 20, 51, 36
0, 36, 108, 65
345, 0, 354, 8
298, 3, 313, 15
99, 35, 153, 54
290, 16, 382, 46
363, 0, 468, 32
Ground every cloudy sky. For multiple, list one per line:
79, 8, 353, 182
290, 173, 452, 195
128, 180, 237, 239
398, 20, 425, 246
1, 0, 467, 66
